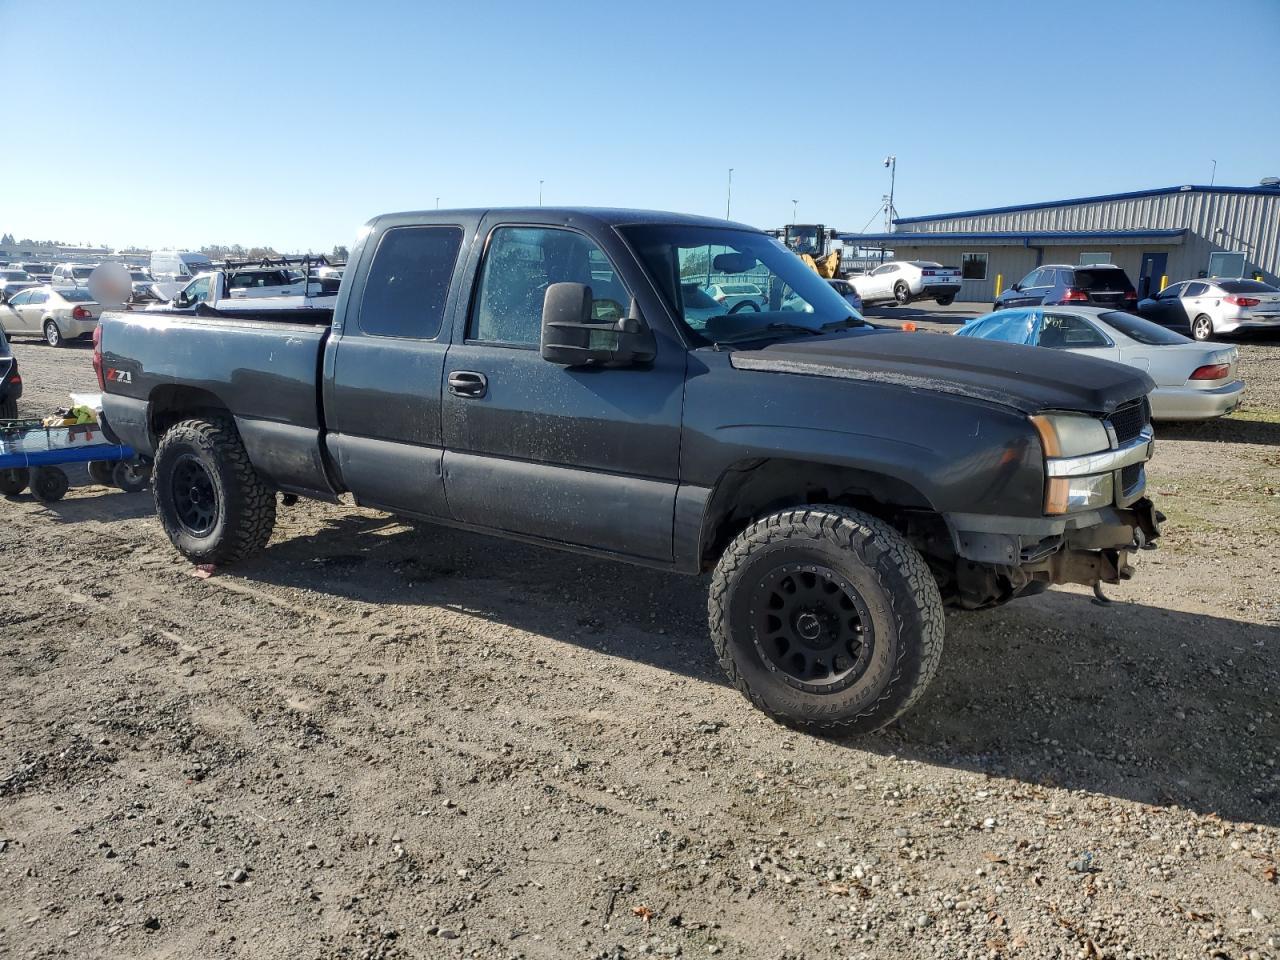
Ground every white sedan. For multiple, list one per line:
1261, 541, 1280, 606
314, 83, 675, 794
954, 306, 1245, 421
0, 286, 102, 346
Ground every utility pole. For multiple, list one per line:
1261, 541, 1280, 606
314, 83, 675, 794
1209, 159, 1217, 187
726, 168, 733, 220
883, 155, 897, 232
435, 196, 440, 210
539, 180, 544, 206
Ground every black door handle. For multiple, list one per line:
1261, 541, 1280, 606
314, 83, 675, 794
448, 370, 487, 398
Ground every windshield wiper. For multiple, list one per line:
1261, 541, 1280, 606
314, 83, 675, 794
819, 317, 867, 331
712, 322, 824, 347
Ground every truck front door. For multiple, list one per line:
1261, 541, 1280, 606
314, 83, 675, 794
440, 221, 685, 562
323, 220, 471, 518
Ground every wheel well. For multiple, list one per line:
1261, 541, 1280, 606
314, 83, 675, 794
698, 458, 945, 571
148, 385, 232, 442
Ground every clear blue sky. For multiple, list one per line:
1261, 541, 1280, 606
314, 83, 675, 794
3, 0, 1278, 252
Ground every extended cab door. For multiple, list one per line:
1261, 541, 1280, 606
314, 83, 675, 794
323, 217, 475, 518
439, 219, 686, 562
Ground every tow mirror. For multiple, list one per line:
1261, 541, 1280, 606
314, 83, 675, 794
540, 282, 655, 368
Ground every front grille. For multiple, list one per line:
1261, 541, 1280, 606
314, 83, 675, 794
1121, 463, 1143, 492
1109, 401, 1148, 445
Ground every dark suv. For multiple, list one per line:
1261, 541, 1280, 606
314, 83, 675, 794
995, 264, 1137, 313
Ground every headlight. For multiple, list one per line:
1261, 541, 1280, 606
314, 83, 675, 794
1029, 413, 1110, 458
1031, 413, 1113, 515
1044, 472, 1114, 515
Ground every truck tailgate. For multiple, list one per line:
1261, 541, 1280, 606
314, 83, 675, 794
99, 310, 335, 497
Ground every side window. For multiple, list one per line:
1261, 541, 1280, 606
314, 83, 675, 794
1017, 269, 1041, 289
28, 290, 48, 305
359, 225, 463, 339
8, 290, 32, 306
185, 277, 212, 304
471, 227, 629, 346
1184, 281, 1209, 297
1158, 282, 1185, 299
1039, 313, 1109, 349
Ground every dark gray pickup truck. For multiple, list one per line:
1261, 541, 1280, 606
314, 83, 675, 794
99, 208, 1160, 734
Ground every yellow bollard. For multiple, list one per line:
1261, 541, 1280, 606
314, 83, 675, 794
1257, 273, 1264, 282
994, 273, 1003, 297
1159, 274, 1168, 291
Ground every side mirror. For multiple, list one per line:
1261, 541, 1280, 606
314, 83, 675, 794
1010, 283, 1021, 292
540, 282, 655, 368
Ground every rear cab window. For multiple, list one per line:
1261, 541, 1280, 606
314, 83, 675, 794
358, 226, 464, 339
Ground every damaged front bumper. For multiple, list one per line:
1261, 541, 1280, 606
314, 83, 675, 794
944, 498, 1162, 608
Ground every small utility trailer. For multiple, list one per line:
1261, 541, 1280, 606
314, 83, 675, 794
0, 418, 151, 502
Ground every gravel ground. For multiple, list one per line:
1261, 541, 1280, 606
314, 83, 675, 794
1, 332, 1277, 960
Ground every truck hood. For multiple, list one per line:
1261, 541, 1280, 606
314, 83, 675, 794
728, 330, 1153, 415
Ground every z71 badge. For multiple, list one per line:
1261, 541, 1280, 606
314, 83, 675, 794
106, 369, 133, 384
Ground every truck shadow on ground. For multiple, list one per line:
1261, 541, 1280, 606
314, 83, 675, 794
239, 512, 1279, 827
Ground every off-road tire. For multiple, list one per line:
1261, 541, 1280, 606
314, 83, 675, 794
0, 467, 29, 495
0, 397, 17, 419
893, 282, 911, 305
153, 417, 276, 563
935, 294, 955, 306
1191, 314, 1214, 342
88, 460, 115, 485
708, 505, 944, 736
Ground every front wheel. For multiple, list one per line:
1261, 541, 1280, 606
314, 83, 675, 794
1191, 314, 1214, 342
44, 319, 64, 347
894, 282, 911, 305
153, 417, 276, 563
708, 505, 944, 736
0, 467, 29, 496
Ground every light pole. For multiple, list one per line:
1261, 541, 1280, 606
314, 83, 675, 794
1209, 159, 1217, 187
539, 180, 544, 206
435, 196, 440, 210
883, 155, 897, 232
726, 168, 733, 219
791, 199, 798, 223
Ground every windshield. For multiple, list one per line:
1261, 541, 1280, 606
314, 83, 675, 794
1, 271, 30, 281
623, 225, 864, 345
1098, 310, 1190, 345
72, 266, 95, 278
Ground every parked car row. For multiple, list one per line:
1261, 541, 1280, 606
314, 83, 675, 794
0, 286, 103, 347
955, 306, 1244, 421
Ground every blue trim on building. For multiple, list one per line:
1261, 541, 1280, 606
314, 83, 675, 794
892, 185, 1278, 226
837, 229, 1186, 243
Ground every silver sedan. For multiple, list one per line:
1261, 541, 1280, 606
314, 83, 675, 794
1138, 278, 1280, 341
954, 306, 1245, 421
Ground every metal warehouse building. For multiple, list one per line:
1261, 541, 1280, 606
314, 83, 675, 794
839, 182, 1280, 304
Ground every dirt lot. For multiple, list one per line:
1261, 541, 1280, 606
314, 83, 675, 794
2, 329, 1278, 960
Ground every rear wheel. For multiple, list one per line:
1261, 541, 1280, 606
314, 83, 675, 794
113, 459, 152, 493
153, 417, 276, 563
30, 466, 69, 502
1191, 314, 1214, 341
0, 397, 17, 419
935, 294, 955, 306
894, 282, 911, 305
0, 467, 29, 496
728, 300, 760, 314
88, 460, 115, 485
708, 505, 944, 735
43, 319, 64, 347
